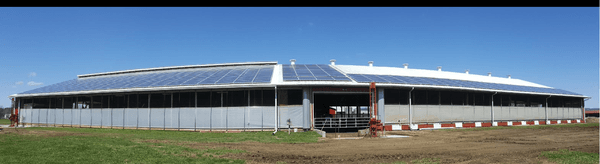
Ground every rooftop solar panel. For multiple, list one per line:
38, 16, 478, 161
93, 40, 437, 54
20, 65, 274, 94
347, 74, 581, 95
282, 64, 350, 81
252, 68, 273, 83
233, 68, 259, 84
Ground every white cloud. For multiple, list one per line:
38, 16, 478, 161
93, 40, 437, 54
27, 81, 43, 86
29, 72, 37, 77
15, 81, 23, 85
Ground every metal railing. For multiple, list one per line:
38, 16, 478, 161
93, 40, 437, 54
314, 117, 370, 129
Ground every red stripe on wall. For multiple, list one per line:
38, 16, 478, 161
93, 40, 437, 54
418, 124, 434, 129
481, 123, 492, 127
402, 125, 410, 130
463, 123, 476, 128
498, 122, 508, 126
441, 124, 454, 127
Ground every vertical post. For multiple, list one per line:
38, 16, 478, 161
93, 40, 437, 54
90, 97, 93, 128
246, 91, 250, 131
491, 92, 497, 126
53, 98, 56, 127
178, 93, 181, 131
275, 86, 278, 132
408, 87, 414, 129
72, 98, 74, 128
581, 98, 585, 122
210, 91, 212, 132
100, 97, 102, 129
545, 95, 551, 124
62, 98, 64, 127
194, 92, 197, 132
46, 98, 49, 127
109, 96, 112, 129
124, 95, 126, 130
303, 88, 310, 130
378, 88, 385, 124
136, 95, 139, 130
223, 92, 227, 132
148, 94, 151, 130
164, 94, 167, 131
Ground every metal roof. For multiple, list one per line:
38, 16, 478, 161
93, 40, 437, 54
10, 62, 587, 98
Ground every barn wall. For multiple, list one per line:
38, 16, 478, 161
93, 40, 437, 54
382, 105, 582, 124
19, 106, 287, 130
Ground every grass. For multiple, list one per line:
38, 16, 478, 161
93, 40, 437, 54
0, 127, 321, 163
0, 119, 11, 125
25, 127, 322, 143
440, 122, 599, 131
381, 158, 440, 164
540, 149, 599, 164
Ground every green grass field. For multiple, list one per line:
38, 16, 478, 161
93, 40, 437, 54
0, 128, 321, 163
541, 149, 599, 164
0, 119, 11, 125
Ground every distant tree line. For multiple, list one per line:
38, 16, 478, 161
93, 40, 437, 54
0, 108, 11, 119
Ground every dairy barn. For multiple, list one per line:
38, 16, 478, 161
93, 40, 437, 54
8, 60, 588, 133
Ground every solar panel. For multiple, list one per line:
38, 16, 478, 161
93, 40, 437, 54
252, 67, 273, 83
347, 74, 582, 95
282, 64, 350, 81
149, 71, 195, 87
20, 65, 274, 94
233, 68, 259, 84
215, 69, 245, 84
180, 69, 218, 86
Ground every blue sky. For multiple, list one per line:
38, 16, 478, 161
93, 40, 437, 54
1, 7, 598, 108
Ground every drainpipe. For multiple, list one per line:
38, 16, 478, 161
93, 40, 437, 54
545, 95, 551, 124
491, 92, 497, 126
408, 87, 415, 130
274, 86, 278, 134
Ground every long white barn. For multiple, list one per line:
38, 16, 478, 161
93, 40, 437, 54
10, 60, 587, 131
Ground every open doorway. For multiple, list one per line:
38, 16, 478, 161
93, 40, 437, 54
314, 93, 370, 132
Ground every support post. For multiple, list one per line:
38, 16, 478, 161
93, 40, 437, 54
303, 88, 310, 130
100, 97, 102, 129
148, 94, 151, 130
491, 92, 497, 126
378, 88, 385, 124
409, 87, 414, 130
581, 98, 586, 122
178, 94, 180, 131
195, 92, 197, 132
545, 95, 551, 124
275, 86, 278, 132
62, 98, 65, 128
90, 97, 92, 128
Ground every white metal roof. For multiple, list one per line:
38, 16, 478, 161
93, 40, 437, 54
333, 65, 550, 88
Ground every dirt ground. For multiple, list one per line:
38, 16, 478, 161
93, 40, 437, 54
208, 126, 598, 164
2, 125, 598, 164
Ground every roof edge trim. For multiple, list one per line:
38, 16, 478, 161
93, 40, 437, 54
78, 61, 278, 78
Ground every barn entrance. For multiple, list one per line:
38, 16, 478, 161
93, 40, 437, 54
313, 93, 370, 132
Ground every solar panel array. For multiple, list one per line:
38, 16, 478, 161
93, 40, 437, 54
348, 74, 581, 95
282, 64, 351, 81
21, 65, 274, 94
